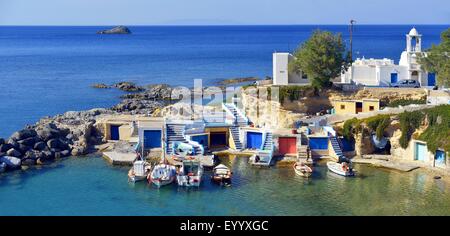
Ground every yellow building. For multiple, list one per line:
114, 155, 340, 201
333, 99, 380, 115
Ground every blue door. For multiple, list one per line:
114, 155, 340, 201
428, 73, 436, 86
110, 125, 120, 140
415, 143, 427, 161
247, 132, 263, 149
309, 137, 329, 150
143, 130, 162, 149
435, 150, 446, 166
191, 135, 209, 148
391, 73, 398, 84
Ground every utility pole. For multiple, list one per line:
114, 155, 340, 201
349, 19, 356, 62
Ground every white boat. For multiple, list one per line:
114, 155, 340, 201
327, 161, 355, 177
176, 160, 203, 187
128, 160, 151, 183
148, 163, 177, 187
293, 162, 313, 178
249, 152, 272, 167
211, 164, 232, 186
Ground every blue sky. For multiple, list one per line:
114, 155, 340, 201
0, 0, 449, 25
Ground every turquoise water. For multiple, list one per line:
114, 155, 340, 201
1, 155, 450, 216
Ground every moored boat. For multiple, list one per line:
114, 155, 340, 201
128, 160, 152, 183
327, 161, 355, 177
176, 160, 203, 187
293, 162, 313, 178
211, 164, 232, 186
148, 163, 177, 187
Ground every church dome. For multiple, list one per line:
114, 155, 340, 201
409, 27, 420, 36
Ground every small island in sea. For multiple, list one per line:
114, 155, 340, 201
97, 26, 131, 34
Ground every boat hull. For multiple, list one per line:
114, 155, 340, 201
293, 163, 313, 178
151, 177, 175, 187
327, 162, 355, 177
149, 164, 177, 187
177, 175, 202, 187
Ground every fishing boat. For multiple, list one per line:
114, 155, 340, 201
176, 160, 203, 187
327, 161, 355, 177
293, 162, 313, 178
128, 159, 152, 183
211, 164, 232, 186
248, 151, 272, 167
148, 163, 177, 187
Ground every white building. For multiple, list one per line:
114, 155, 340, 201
272, 52, 310, 86
341, 28, 437, 87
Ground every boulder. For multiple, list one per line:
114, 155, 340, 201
37, 124, 61, 141
0, 143, 13, 152
34, 141, 47, 151
18, 137, 38, 147
0, 138, 4, 145
10, 129, 37, 141
22, 158, 37, 166
7, 139, 20, 149
24, 151, 37, 160
6, 148, 21, 157
18, 144, 31, 153
113, 82, 144, 92
47, 139, 61, 149
60, 150, 71, 157
71, 146, 86, 156
91, 83, 111, 89
97, 26, 131, 34
0, 156, 21, 169
41, 150, 55, 160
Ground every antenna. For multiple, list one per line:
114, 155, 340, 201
349, 19, 356, 62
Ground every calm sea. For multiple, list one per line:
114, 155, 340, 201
0, 25, 448, 138
1, 25, 450, 216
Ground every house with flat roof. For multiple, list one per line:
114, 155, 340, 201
332, 99, 380, 115
272, 52, 310, 86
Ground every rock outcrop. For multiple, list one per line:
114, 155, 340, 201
113, 82, 144, 92
97, 26, 131, 34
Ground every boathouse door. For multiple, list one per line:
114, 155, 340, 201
110, 125, 120, 140
143, 130, 162, 149
415, 143, 427, 161
210, 132, 227, 147
435, 150, 446, 167
191, 135, 209, 149
278, 137, 297, 155
246, 132, 263, 149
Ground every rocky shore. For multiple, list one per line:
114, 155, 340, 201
0, 78, 258, 173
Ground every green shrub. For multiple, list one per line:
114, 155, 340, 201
343, 118, 360, 140
387, 98, 426, 108
278, 85, 313, 102
417, 105, 450, 153
398, 111, 424, 149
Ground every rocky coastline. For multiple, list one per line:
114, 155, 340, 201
0, 78, 258, 173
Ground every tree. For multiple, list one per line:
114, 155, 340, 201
289, 30, 347, 89
419, 28, 450, 87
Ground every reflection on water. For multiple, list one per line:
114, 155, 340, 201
1, 155, 450, 216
